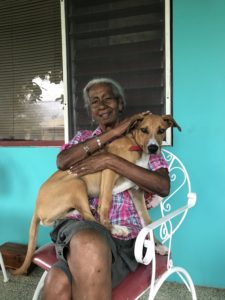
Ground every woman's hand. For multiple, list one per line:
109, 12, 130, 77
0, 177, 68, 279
68, 152, 116, 177
112, 113, 144, 137
112, 111, 151, 138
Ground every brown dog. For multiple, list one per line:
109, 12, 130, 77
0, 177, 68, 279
12, 113, 181, 275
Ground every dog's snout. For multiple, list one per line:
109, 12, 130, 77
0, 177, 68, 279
148, 144, 159, 154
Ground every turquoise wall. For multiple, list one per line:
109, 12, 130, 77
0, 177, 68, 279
0, 147, 59, 245
171, 0, 225, 288
0, 0, 225, 289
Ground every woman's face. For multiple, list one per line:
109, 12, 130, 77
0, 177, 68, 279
88, 83, 122, 131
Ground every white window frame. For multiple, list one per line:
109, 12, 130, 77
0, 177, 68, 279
60, 0, 69, 143
165, 0, 172, 145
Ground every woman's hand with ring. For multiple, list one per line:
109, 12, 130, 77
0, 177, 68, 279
68, 153, 115, 177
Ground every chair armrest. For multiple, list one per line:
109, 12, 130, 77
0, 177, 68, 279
135, 192, 197, 265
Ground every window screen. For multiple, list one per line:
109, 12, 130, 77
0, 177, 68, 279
0, 0, 63, 145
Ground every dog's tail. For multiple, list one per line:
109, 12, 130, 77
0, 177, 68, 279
11, 213, 39, 275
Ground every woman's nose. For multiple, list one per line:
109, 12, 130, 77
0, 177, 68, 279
98, 99, 107, 107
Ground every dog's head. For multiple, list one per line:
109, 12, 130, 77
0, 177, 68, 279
132, 113, 181, 154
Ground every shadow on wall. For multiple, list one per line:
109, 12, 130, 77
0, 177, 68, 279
0, 164, 11, 195
0, 160, 29, 198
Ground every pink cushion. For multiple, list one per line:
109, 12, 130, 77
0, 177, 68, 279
33, 243, 167, 300
33, 243, 57, 270
112, 254, 167, 299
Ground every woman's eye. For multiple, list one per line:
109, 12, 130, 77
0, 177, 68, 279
104, 97, 113, 101
140, 127, 148, 134
91, 99, 98, 105
158, 128, 165, 134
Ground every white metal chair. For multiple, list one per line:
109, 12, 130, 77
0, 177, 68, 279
133, 149, 197, 299
0, 251, 9, 282
32, 149, 197, 299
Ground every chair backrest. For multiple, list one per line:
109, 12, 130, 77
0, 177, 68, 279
133, 149, 197, 300
159, 149, 193, 241
135, 149, 196, 265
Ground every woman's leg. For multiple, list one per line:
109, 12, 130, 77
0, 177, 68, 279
42, 228, 112, 300
68, 228, 112, 300
42, 267, 72, 300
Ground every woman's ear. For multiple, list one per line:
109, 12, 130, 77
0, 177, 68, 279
87, 107, 95, 122
118, 100, 123, 112
91, 112, 96, 122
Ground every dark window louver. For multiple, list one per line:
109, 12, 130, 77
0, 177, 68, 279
66, 0, 171, 138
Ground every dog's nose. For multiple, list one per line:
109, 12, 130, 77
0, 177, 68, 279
148, 144, 158, 154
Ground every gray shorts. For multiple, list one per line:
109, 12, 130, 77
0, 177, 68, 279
50, 219, 139, 288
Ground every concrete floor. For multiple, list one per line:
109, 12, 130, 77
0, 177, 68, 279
140, 282, 225, 300
1, 267, 225, 300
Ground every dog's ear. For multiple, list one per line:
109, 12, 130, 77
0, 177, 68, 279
127, 111, 153, 133
162, 115, 182, 131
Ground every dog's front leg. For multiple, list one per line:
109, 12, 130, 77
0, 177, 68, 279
98, 170, 131, 237
98, 169, 119, 231
129, 189, 151, 227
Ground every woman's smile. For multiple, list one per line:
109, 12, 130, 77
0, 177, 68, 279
99, 110, 112, 120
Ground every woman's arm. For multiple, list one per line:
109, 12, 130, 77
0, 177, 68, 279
57, 114, 144, 170
69, 153, 170, 197
107, 155, 170, 197
57, 130, 116, 170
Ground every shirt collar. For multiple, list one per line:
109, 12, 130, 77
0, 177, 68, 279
92, 126, 102, 136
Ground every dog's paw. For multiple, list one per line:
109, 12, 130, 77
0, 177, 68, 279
65, 210, 80, 218
149, 195, 163, 208
155, 241, 169, 256
111, 225, 130, 237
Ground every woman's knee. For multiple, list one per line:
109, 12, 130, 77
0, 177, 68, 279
42, 267, 71, 299
70, 229, 111, 257
68, 228, 112, 274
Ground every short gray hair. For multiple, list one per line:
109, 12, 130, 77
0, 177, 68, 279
83, 78, 126, 111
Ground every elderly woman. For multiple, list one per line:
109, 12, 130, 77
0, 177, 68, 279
42, 78, 170, 299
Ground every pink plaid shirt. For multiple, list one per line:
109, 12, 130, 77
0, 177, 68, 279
61, 127, 168, 240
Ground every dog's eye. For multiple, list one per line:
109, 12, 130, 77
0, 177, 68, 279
140, 127, 148, 134
158, 128, 165, 134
